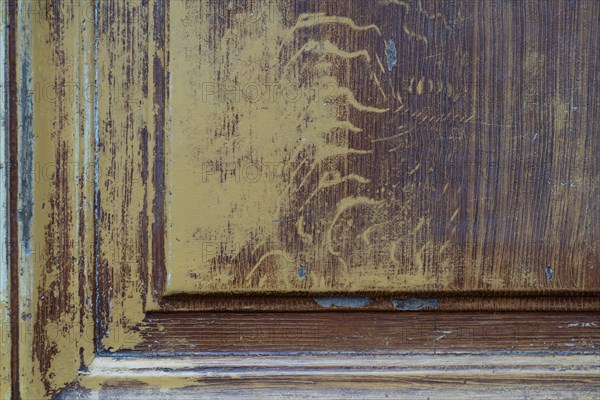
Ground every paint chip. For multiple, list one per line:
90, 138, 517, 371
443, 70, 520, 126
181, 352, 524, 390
546, 265, 554, 281
297, 265, 307, 279
391, 297, 439, 311
385, 39, 397, 72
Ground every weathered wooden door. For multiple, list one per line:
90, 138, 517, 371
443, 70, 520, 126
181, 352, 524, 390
2, 0, 599, 398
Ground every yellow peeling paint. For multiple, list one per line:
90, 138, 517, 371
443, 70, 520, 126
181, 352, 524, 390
165, 1, 396, 293
15, 1, 96, 398
95, 0, 151, 352
163, 0, 467, 294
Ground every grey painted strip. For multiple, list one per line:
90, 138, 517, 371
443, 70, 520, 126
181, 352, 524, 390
314, 297, 373, 308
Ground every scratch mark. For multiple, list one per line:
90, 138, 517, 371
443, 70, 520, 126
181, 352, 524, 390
300, 173, 371, 212
284, 39, 372, 75
375, 53, 386, 74
279, 13, 382, 60
403, 25, 428, 46
322, 120, 364, 133
449, 207, 460, 222
407, 163, 421, 175
371, 128, 409, 143
562, 322, 598, 328
327, 197, 383, 257
433, 330, 452, 354
416, 78, 424, 95
244, 250, 294, 282
290, 147, 371, 196
371, 72, 387, 100
333, 86, 390, 113
294, 13, 382, 36
361, 222, 385, 246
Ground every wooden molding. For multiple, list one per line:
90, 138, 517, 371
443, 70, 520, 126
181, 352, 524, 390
58, 355, 600, 399
0, 1, 11, 398
6, 0, 96, 398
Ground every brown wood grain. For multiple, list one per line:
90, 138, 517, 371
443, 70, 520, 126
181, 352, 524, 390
127, 312, 600, 354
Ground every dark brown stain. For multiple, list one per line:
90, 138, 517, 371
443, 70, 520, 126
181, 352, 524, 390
150, 0, 167, 298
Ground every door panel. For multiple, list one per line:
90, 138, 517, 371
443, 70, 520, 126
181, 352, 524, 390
162, 0, 599, 295
7, 0, 599, 398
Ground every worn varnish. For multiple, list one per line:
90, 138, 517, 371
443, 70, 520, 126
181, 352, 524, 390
6, 0, 600, 399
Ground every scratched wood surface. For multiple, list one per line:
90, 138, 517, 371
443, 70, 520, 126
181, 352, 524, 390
93, 0, 600, 352
5, 1, 599, 399
161, 0, 599, 294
